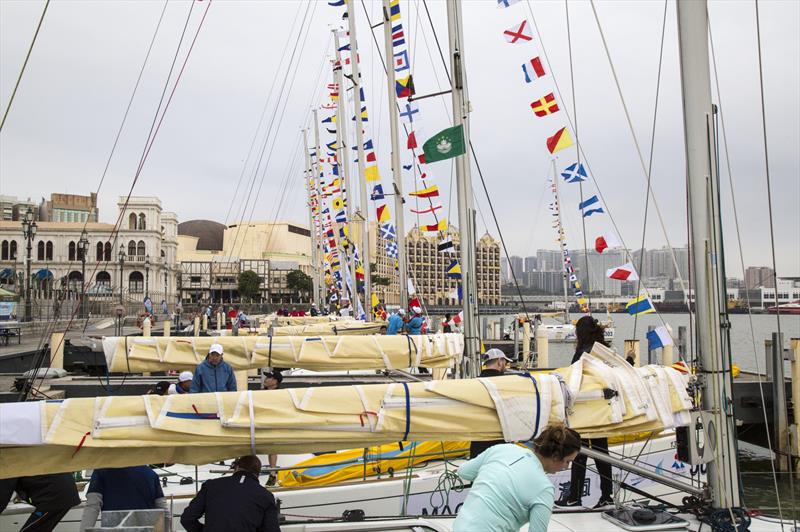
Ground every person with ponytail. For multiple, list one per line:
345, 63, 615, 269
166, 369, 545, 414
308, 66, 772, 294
453, 424, 581, 532
556, 315, 615, 509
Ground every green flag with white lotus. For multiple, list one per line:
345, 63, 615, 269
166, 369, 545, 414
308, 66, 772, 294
422, 124, 466, 163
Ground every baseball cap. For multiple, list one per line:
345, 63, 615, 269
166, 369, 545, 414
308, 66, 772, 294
411, 306, 422, 314
483, 348, 512, 363
261, 371, 283, 385
179, 371, 193, 382
208, 343, 224, 355
397, 308, 406, 316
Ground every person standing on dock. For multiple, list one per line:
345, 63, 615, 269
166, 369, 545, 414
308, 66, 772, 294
181, 455, 281, 532
386, 308, 405, 335
190, 344, 237, 393
469, 348, 514, 459
78, 466, 169, 532
261, 371, 284, 487
454, 424, 581, 532
0, 473, 80, 532
404, 306, 424, 335
555, 315, 614, 510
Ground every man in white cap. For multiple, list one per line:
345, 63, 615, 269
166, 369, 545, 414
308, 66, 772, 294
168, 371, 193, 395
404, 306, 424, 335
190, 343, 237, 393
339, 298, 352, 317
469, 348, 514, 459
386, 308, 405, 335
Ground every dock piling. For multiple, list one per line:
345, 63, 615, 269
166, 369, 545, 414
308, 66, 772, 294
193, 316, 200, 338
771, 332, 789, 471
162, 320, 170, 338
535, 326, 548, 368
50, 332, 65, 370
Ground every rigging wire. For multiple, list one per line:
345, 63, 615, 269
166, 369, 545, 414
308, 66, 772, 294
564, 0, 592, 312
632, 0, 668, 340
0, 0, 50, 133
26, 0, 209, 397
753, 0, 796, 524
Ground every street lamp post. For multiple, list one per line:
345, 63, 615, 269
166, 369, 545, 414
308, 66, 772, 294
118, 246, 126, 305
78, 230, 89, 319
20, 208, 37, 322
145, 254, 150, 298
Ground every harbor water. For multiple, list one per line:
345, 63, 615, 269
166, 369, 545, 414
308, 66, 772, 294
487, 311, 800, 519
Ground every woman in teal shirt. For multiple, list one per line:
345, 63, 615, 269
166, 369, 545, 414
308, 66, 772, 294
453, 424, 581, 532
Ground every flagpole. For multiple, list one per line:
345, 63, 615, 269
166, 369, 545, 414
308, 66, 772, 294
333, 29, 360, 312
382, 0, 408, 307
312, 108, 325, 308
552, 159, 570, 326
346, 0, 372, 321
303, 128, 320, 308
446, 0, 479, 374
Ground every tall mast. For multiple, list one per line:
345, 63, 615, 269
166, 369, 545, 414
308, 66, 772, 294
381, 0, 408, 306
333, 29, 360, 311
312, 109, 325, 307
552, 159, 570, 325
446, 0, 479, 373
346, 1, 372, 320
676, 0, 740, 508
303, 128, 320, 307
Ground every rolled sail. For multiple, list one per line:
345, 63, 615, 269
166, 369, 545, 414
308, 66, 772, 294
0, 345, 693, 478
103, 333, 464, 373
269, 321, 387, 336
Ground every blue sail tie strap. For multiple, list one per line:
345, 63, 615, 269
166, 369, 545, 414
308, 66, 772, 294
521, 373, 542, 440
401, 381, 411, 441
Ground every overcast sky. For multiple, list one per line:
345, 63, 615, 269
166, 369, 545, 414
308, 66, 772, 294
1, 0, 797, 277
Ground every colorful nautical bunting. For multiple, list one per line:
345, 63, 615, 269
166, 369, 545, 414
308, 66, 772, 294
626, 294, 655, 316
380, 223, 396, 240
365, 166, 381, 182
392, 24, 405, 47
409, 185, 439, 198
578, 195, 604, 217
503, 20, 533, 43
394, 50, 410, 72
395, 75, 414, 98
531, 93, 559, 116
445, 260, 462, 279
410, 203, 442, 215
423, 220, 447, 232
606, 262, 639, 281
370, 184, 385, 201
399, 102, 419, 122
647, 326, 673, 349
595, 232, 621, 254
385, 241, 398, 258
561, 162, 587, 183
377, 204, 391, 223
546, 127, 573, 154
522, 57, 545, 83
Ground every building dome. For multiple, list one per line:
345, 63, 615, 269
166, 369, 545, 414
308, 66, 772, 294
178, 220, 225, 251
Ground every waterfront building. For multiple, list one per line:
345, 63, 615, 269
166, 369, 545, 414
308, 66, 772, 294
745, 266, 775, 290
524, 256, 537, 274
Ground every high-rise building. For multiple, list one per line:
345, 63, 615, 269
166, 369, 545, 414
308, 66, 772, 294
524, 256, 537, 274
0, 195, 39, 221
570, 248, 625, 296
536, 249, 562, 273
745, 266, 775, 289
500, 256, 510, 283
509, 255, 524, 281
41, 193, 99, 223
526, 270, 564, 294
405, 225, 500, 306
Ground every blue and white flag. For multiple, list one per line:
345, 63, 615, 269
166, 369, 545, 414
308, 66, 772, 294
380, 223, 396, 240
371, 184, 385, 201
561, 162, 587, 183
399, 102, 420, 123
386, 241, 398, 258
393, 50, 410, 72
579, 195, 604, 217
647, 326, 673, 349
497, 0, 520, 7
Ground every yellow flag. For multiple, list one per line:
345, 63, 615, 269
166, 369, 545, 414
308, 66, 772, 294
365, 165, 381, 182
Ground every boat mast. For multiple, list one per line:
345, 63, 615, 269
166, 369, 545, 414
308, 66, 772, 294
381, 0, 408, 306
303, 128, 321, 308
446, 0, 479, 373
333, 29, 361, 312
552, 159, 570, 325
676, 0, 740, 507
346, 0, 372, 321
312, 109, 325, 308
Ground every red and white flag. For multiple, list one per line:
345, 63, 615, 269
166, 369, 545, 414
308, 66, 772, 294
606, 262, 639, 281
411, 203, 442, 215
595, 232, 621, 253
503, 19, 533, 43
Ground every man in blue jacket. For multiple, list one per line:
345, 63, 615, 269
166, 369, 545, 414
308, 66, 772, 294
386, 308, 405, 335
404, 306, 424, 335
190, 343, 237, 393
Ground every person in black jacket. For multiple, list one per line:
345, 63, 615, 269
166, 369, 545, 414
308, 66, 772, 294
181, 455, 281, 532
0, 473, 80, 532
469, 348, 513, 459
555, 315, 615, 509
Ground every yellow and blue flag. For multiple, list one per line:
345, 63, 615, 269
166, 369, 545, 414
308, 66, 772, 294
626, 294, 655, 316
446, 260, 462, 279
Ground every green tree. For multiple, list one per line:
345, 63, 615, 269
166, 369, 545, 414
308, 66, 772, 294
238, 270, 262, 301
370, 262, 391, 287
286, 269, 313, 301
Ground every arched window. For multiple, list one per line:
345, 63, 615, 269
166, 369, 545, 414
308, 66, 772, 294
68, 271, 83, 292
38, 241, 45, 261
128, 271, 144, 293
128, 240, 136, 257
9, 241, 16, 260
137, 241, 146, 256
96, 242, 104, 261
77, 242, 85, 262
129, 213, 137, 230
1, 241, 7, 260
96, 271, 111, 288
104, 242, 112, 261
46, 241, 53, 261
68, 241, 76, 261
138, 213, 146, 230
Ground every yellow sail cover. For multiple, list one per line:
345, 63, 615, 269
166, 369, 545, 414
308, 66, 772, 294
277, 441, 468, 487
273, 316, 351, 326
0, 345, 692, 479
269, 321, 387, 336
102, 333, 464, 373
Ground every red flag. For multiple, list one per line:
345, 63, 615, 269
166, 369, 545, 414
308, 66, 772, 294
418, 153, 426, 164
595, 232, 621, 253
606, 263, 639, 281
407, 131, 417, 149
366, 151, 376, 163
531, 93, 559, 117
